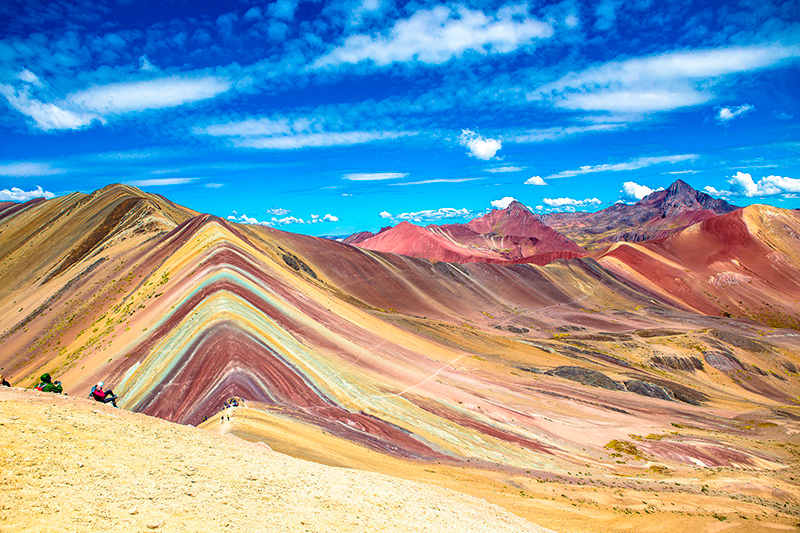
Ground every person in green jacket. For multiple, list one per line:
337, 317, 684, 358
35, 373, 63, 394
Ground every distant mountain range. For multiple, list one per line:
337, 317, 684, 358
345, 180, 740, 262
542, 179, 740, 250
345, 200, 585, 265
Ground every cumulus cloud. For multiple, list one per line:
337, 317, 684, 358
0, 186, 55, 202
620, 181, 662, 201
547, 154, 696, 179
717, 104, 754, 122
229, 209, 339, 225
722, 171, 800, 197
490, 197, 517, 209
228, 213, 273, 226
542, 197, 602, 210
459, 129, 501, 160
525, 175, 546, 186
343, 172, 407, 181
314, 5, 552, 68
380, 207, 474, 223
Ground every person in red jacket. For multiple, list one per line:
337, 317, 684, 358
90, 381, 118, 407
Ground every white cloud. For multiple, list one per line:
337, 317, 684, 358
486, 166, 522, 173
0, 162, 62, 176
323, 214, 339, 222
542, 197, 602, 209
205, 183, 224, 188
664, 170, 699, 174
139, 55, 157, 72
380, 207, 474, 223
547, 154, 697, 179
511, 123, 627, 142
0, 186, 55, 202
621, 181, 663, 201
198, 117, 408, 150
491, 197, 517, 209
314, 5, 552, 68
69, 75, 231, 114
539, 45, 800, 115
390, 178, 482, 186
459, 129, 501, 160
1, 73, 230, 131
228, 213, 273, 226
717, 104, 754, 122
525, 175, 546, 186
126, 178, 195, 186
727, 172, 800, 197
0, 83, 98, 131
702, 186, 733, 197
274, 215, 306, 224
17, 69, 42, 85
266, 207, 291, 216
343, 172, 407, 181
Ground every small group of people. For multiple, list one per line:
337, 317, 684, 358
1, 375, 10, 387
28, 372, 118, 408
220, 397, 243, 422
223, 398, 240, 409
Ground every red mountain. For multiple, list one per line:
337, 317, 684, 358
350, 201, 586, 265
542, 180, 740, 250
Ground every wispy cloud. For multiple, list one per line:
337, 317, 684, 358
538, 45, 800, 115
1, 74, 232, 131
0, 162, 63, 176
486, 166, 523, 173
547, 154, 697, 179
126, 178, 195, 187
390, 178, 482, 186
0, 185, 55, 202
314, 5, 552, 68
68, 76, 231, 114
197, 117, 408, 149
510, 123, 627, 142
343, 172, 408, 181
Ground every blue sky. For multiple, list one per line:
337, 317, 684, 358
1, 0, 799, 236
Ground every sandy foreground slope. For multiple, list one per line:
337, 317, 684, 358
0, 388, 554, 533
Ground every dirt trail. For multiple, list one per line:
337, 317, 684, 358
0, 388, 554, 533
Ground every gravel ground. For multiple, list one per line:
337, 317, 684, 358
0, 388, 554, 533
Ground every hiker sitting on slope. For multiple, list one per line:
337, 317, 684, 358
90, 381, 118, 407
1, 374, 10, 387
35, 373, 63, 394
